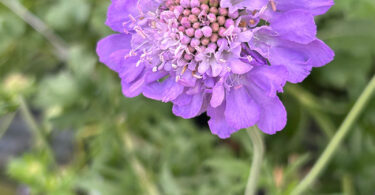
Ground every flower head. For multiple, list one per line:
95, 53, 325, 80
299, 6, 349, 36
97, 0, 334, 138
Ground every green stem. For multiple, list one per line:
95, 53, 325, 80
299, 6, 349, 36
0, 111, 16, 139
291, 75, 375, 195
245, 126, 265, 195
18, 96, 49, 149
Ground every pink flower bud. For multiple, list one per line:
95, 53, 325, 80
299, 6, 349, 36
201, 38, 210, 46
207, 13, 216, 23
210, 33, 219, 42
186, 28, 195, 37
190, 38, 200, 47
200, 4, 209, 12
229, 10, 239, 19
180, 0, 190, 8
218, 27, 226, 37
191, 7, 201, 15
188, 14, 198, 23
211, 23, 219, 32
183, 9, 191, 16
218, 8, 228, 16
217, 16, 225, 25
208, 43, 217, 51
181, 35, 191, 44
209, 7, 218, 15
202, 26, 213, 37
181, 17, 191, 28
225, 19, 234, 28
195, 29, 203, 38
190, 0, 200, 7
193, 22, 201, 29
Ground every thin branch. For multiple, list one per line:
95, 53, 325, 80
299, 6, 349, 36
0, 0, 69, 61
291, 74, 375, 195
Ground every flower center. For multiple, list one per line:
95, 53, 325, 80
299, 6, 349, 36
162, 0, 239, 61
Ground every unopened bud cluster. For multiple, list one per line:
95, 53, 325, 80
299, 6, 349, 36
164, 0, 239, 61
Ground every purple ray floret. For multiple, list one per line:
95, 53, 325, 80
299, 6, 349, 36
97, 0, 334, 138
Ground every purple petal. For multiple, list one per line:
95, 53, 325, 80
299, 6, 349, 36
121, 76, 145, 98
178, 71, 197, 87
96, 34, 132, 71
105, 0, 138, 33
105, 0, 161, 33
247, 65, 287, 97
143, 77, 184, 102
269, 44, 312, 83
275, 0, 334, 16
304, 39, 335, 67
251, 28, 333, 83
230, 59, 253, 74
270, 10, 316, 44
207, 104, 238, 139
247, 84, 287, 134
173, 93, 204, 118
210, 81, 225, 108
220, 0, 268, 13
224, 86, 260, 129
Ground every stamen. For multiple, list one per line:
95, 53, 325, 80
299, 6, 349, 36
234, 84, 243, 89
129, 14, 137, 22
270, 0, 277, 11
192, 71, 203, 79
134, 26, 147, 38
181, 65, 188, 75
247, 55, 253, 62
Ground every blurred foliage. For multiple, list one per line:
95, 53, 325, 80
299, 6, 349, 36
0, 0, 374, 194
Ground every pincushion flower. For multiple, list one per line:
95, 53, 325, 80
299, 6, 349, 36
97, 0, 334, 138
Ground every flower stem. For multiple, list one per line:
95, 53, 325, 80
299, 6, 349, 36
18, 96, 49, 149
0, 111, 16, 139
291, 74, 375, 195
245, 126, 265, 195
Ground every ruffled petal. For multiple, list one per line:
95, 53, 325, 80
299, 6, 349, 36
247, 65, 287, 97
304, 39, 335, 67
105, 0, 161, 33
210, 81, 225, 108
121, 76, 145, 98
250, 28, 334, 83
143, 77, 184, 102
224, 86, 260, 129
270, 10, 316, 44
178, 71, 197, 87
275, 0, 334, 16
105, 0, 138, 33
96, 34, 133, 71
207, 104, 238, 139
221, 0, 268, 13
172, 93, 204, 119
247, 84, 287, 134
269, 45, 312, 83
230, 59, 253, 74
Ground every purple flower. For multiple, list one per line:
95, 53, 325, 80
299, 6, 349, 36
97, 0, 334, 138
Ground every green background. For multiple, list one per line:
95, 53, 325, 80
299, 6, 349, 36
0, 0, 375, 194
